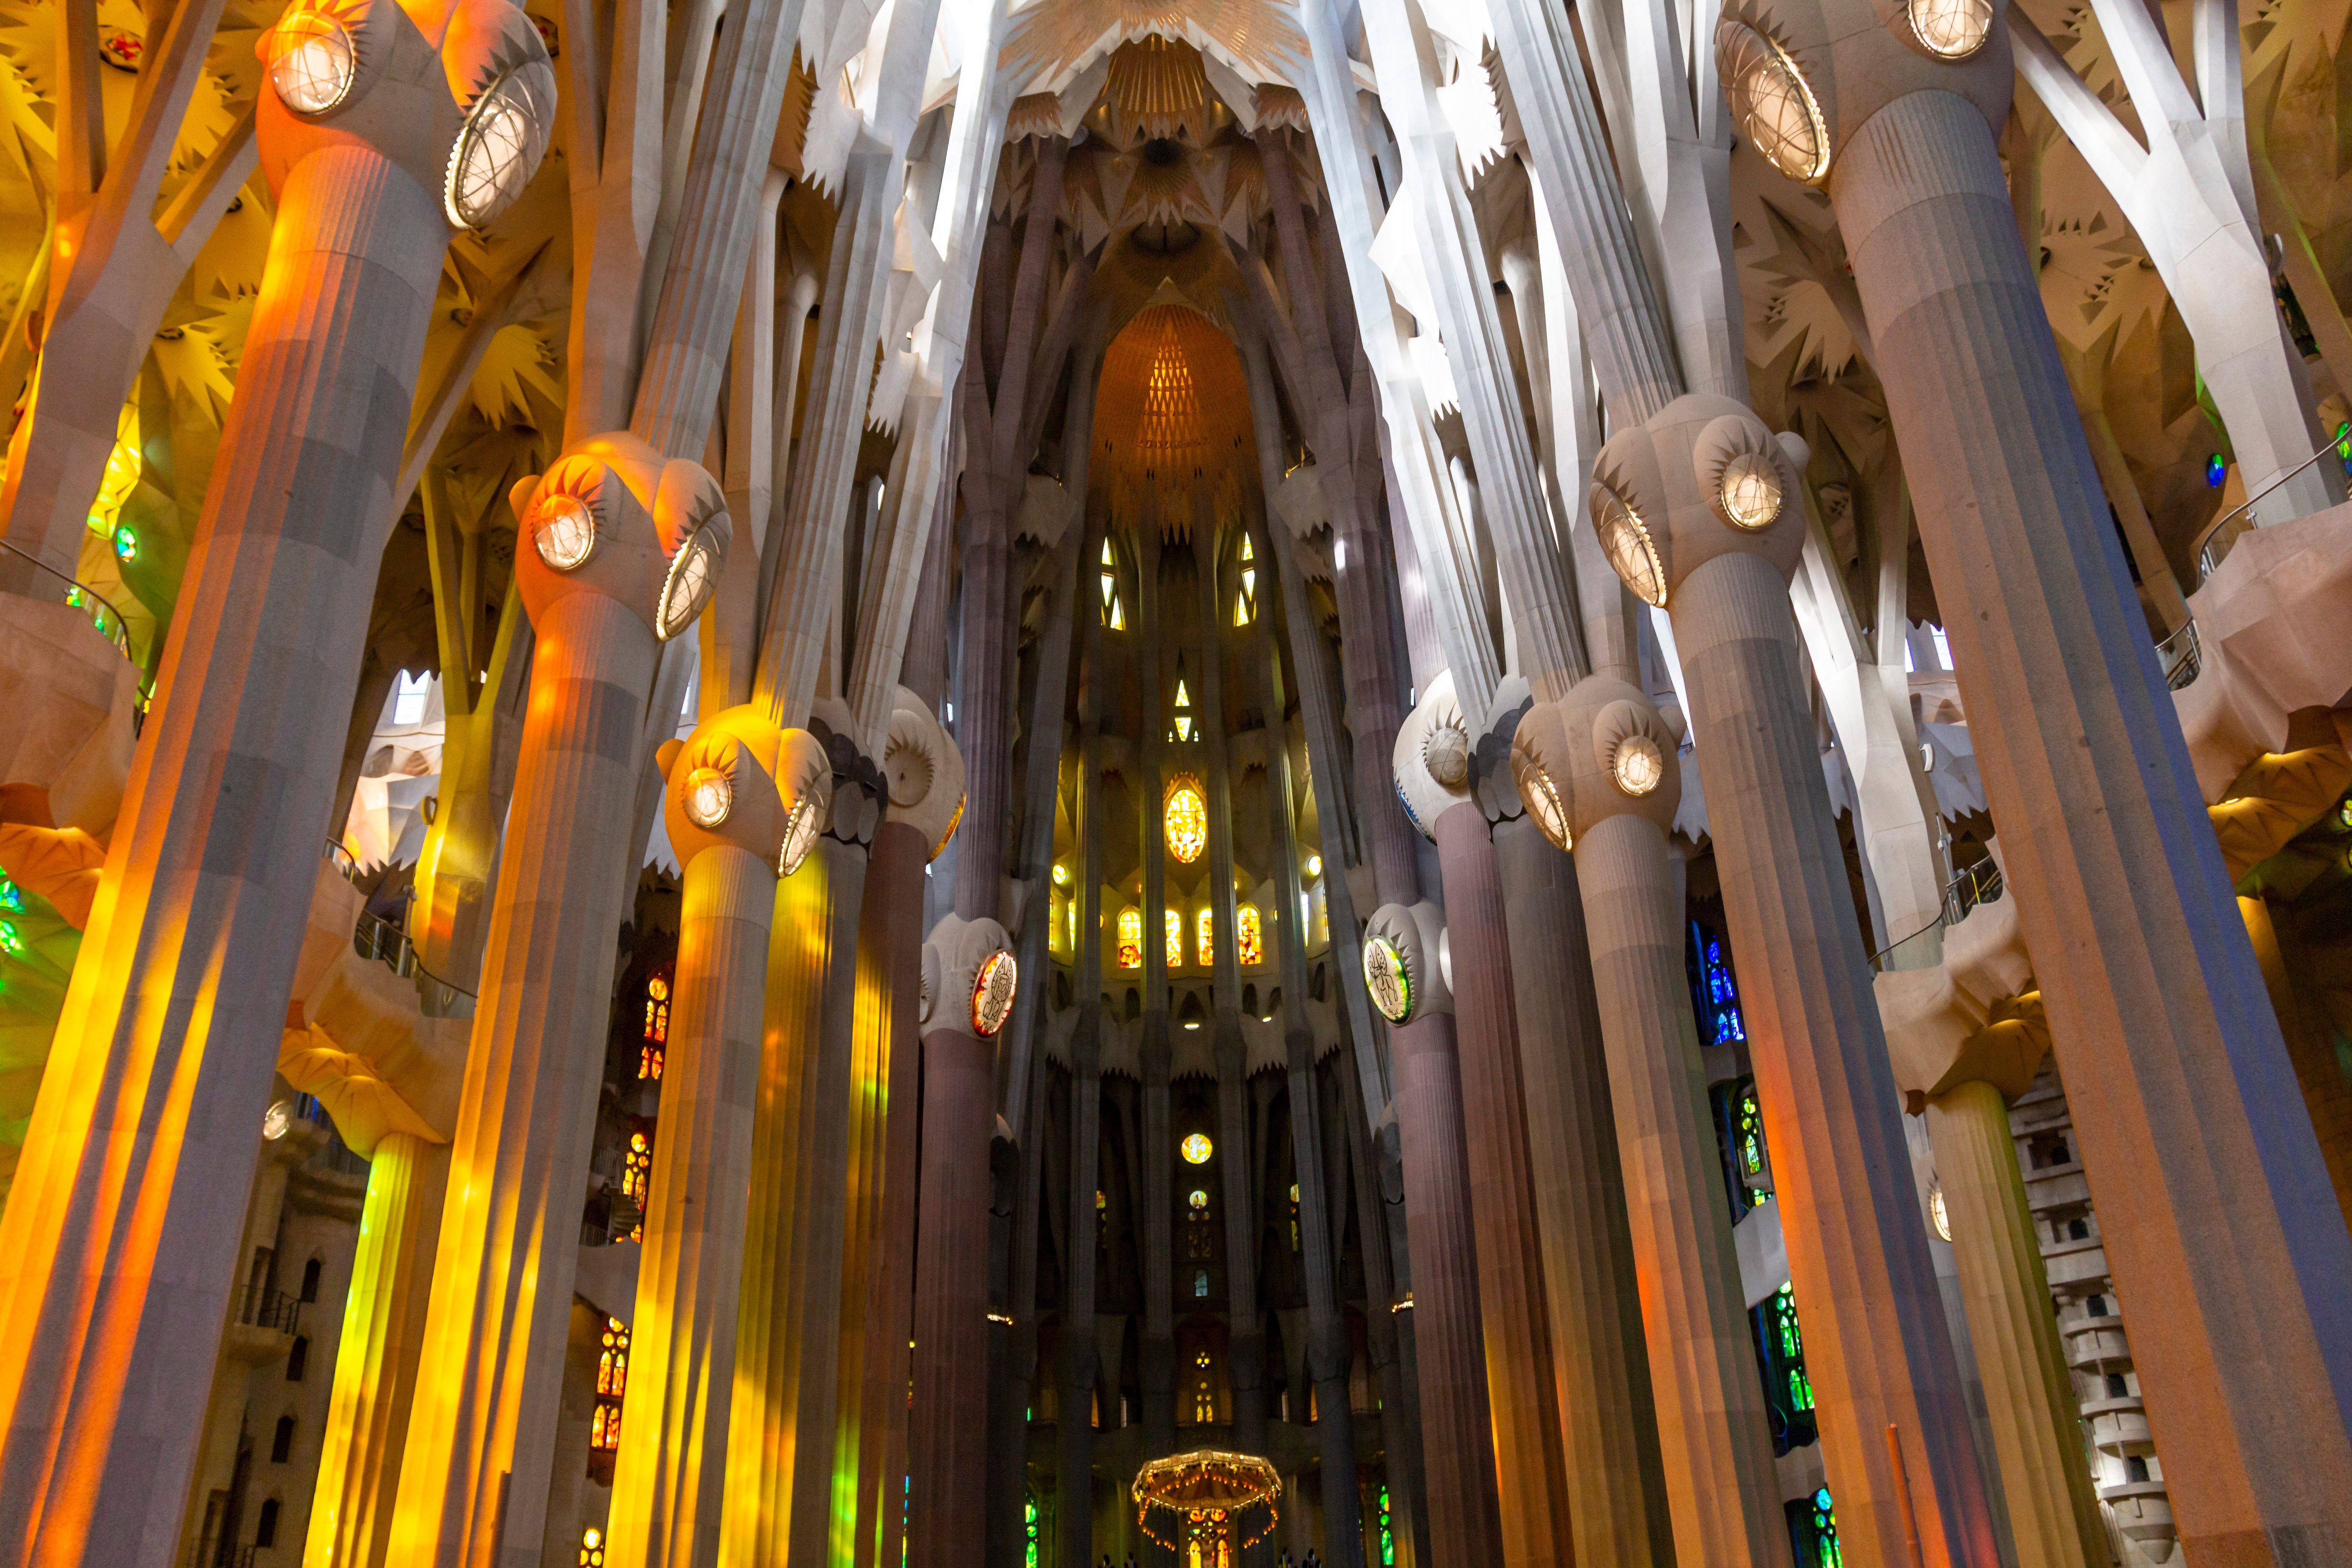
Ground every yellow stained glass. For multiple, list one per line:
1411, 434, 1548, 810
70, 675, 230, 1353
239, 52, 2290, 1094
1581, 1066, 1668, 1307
1166, 776, 1206, 862
1118, 907, 1142, 970
1166, 907, 1183, 968
1196, 905, 1214, 967
1182, 1132, 1214, 1164
1237, 904, 1263, 966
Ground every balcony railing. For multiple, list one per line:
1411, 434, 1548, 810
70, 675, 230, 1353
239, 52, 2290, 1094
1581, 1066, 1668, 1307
238, 1280, 300, 1335
1871, 857, 2005, 973
0, 536, 153, 726
323, 841, 476, 1014
2155, 618, 2201, 691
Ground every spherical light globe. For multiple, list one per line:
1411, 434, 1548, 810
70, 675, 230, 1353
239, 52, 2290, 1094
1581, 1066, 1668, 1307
266, 12, 356, 114
684, 766, 734, 829
532, 494, 597, 571
1719, 451, 1784, 530
1612, 735, 1665, 797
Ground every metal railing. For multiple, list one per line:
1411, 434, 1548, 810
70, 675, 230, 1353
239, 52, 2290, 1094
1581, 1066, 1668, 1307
0, 536, 153, 722
322, 840, 477, 1012
2155, 618, 2201, 691
2194, 426, 2351, 583
237, 1280, 300, 1335
1870, 857, 2005, 972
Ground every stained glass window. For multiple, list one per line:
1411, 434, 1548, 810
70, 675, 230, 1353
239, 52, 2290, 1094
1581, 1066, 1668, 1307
1753, 1284, 1818, 1455
1196, 906, 1215, 968
1377, 1484, 1394, 1565
1165, 907, 1183, 969
622, 1129, 652, 1242
1165, 776, 1206, 862
579, 1525, 606, 1567
641, 970, 670, 1080
1182, 1132, 1213, 1164
591, 1317, 629, 1471
1118, 907, 1142, 970
1236, 904, 1263, 966
1187, 1188, 1212, 1259
1024, 1497, 1040, 1568
1194, 1348, 1215, 1422
1289, 1181, 1301, 1252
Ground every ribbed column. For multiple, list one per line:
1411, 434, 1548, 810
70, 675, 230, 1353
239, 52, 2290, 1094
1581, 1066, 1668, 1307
908, 997, 997, 1568
1924, 1082, 2105, 1568
718, 828, 858, 1568
1061, 1024, 1104, 1568
1671, 546, 1994, 1568
805, 830, 875, 1568
850, 823, 925, 1568
1427, 804, 1573, 1568
1490, 813, 1673, 1568
951, 511, 1012, 915
1835, 88, 2352, 1560
0, 144, 445, 1567
390, 589, 660, 1564
304, 1132, 451, 1568
606, 843, 774, 1566
1576, 810, 1790, 1566
1385, 999, 1504, 1568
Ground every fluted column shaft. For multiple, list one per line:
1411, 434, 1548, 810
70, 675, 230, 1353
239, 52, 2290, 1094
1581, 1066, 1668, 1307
1060, 1032, 1104, 1568
1834, 88, 2352, 1559
909, 990, 997, 1568
851, 824, 925, 1568
390, 589, 659, 1563
952, 512, 1013, 915
1385, 1000, 1504, 1568
0, 144, 445, 1568
1490, 813, 1674, 1568
1671, 546, 1995, 1568
718, 829, 861, 1568
1427, 804, 1573, 1568
1924, 1082, 2105, 1568
1577, 811, 1792, 1566
607, 844, 774, 1566
305, 1132, 451, 1568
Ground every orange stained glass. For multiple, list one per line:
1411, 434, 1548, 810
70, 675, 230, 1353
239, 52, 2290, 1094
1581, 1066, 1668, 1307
1236, 904, 1262, 966
1166, 908, 1183, 969
1196, 906, 1214, 967
1119, 907, 1143, 970
1166, 776, 1206, 863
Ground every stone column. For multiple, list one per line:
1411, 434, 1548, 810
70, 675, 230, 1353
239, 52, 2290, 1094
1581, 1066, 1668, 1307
1360, 899, 1505, 1568
606, 716, 828, 1567
304, 1132, 451, 1568
1137, 526, 1178, 1471
1878, 896, 2112, 1568
1061, 1006, 1105, 1568
1488, 806, 1676, 1568
1392, 678, 1574, 1568
718, 796, 865, 1568
1515, 681, 1794, 1568
1769, 6, 2352, 1544
0, 9, 552, 1558
392, 440, 730, 1564
1589, 392, 1997, 1566
913, 914, 1018, 1568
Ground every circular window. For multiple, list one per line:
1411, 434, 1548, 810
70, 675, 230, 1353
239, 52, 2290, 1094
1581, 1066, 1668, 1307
657, 523, 722, 641
444, 68, 553, 228
266, 10, 355, 114
1717, 20, 1829, 183
1907, 0, 1993, 58
684, 765, 733, 828
1612, 735, 1665, 797
1363, 935, 1412, 1023
971, 950, 1018, 1036
1181, 1132, 1214, 1165
533, 493, 597, 571
1718, 450, 1784, 530
1592, 484, 1667, 608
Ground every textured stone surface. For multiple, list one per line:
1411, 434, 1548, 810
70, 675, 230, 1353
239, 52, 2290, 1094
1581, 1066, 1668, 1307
1837, 87, 2352, 1565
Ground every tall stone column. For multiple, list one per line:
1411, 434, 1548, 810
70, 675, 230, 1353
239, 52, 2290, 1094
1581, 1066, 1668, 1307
1137, 526, 1178, 1471
1487, 804, 1677, 1568
1392, 679, 1573, 1568
391, 440, 731, 1563
1514, 681, 1794, 1568
0, 8, 552, 1560
1061, 1008, 1106, 1568
914, 915, 1019, 1568
606, 715, 830, 1567
1359, 899, 1505, 1568
1590, 392, 1996, 1566
1720, 1, 2352, 1549
1878, 895, 2112, 1568
305, 1132, 451, 1568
